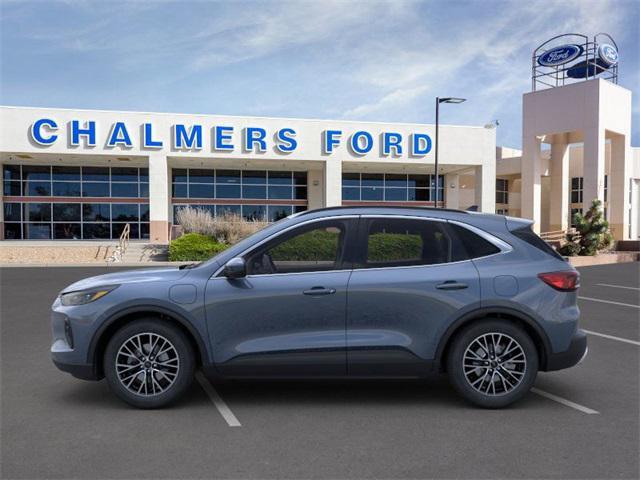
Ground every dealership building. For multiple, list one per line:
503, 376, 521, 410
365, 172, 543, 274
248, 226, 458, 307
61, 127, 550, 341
0, 35, 638, 245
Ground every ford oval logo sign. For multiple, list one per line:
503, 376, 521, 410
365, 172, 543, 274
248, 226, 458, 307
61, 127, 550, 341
598, 44, 618, 66
538, 44, 583, 67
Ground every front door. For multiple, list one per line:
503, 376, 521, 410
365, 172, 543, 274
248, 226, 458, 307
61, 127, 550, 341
205, 217, 356, 377
346, 216, 481, 376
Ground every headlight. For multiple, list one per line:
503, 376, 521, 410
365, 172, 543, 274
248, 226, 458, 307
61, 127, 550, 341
60, 285, 118, 306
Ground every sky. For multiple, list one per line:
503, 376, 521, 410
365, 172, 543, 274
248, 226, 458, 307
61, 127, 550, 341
1, 0, 638, 148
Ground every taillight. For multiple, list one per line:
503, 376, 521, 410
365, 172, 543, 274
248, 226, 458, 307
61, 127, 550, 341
538, 271, 580, 292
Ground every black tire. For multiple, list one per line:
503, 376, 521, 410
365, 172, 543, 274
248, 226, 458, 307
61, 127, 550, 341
446, 319, 538, 408
104, 318, 195, 409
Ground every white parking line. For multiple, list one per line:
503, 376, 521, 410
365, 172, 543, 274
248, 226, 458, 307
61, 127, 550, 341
596, 283, 640, 291
195, 371, 242, 427
578, 296, 640, 309
583, 329, 640, 346
531, 388, 599, 415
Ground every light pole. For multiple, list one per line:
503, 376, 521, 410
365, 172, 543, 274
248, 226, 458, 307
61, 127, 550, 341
435, 97, 466, 208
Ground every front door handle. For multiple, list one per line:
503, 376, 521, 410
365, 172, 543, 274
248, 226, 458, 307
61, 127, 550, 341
436, 281, 468, 290
303, 286, 337, 296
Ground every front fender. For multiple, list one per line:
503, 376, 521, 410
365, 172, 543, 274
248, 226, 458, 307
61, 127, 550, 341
87, 299, 212, 366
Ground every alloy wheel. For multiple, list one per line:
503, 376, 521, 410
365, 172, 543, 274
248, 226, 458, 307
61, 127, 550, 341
115, 332, 180, 396
462, 332, 527, 396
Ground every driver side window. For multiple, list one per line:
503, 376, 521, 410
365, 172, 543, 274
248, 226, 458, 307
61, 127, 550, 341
246, 220, 347, 275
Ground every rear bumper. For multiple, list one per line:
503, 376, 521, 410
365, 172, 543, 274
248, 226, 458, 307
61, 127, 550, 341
544, 329, 588, 371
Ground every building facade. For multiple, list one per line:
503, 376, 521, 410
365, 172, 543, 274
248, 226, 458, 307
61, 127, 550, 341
0, 106, 496, 243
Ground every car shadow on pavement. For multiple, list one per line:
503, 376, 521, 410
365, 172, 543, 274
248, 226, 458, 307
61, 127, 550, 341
54, 380, 207, 410
210, 374, 539, 412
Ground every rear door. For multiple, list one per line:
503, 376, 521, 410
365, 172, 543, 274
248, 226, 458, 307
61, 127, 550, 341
346, 216, 482, 376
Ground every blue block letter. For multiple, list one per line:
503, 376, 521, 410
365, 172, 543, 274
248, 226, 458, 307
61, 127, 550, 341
30, 118, 58, 145
71, 120, 96, 146
244, 127, 267, 152
350, 131, 373, 155
107, 122, 133, 148
411, 133, 432, 156
143, 123, 163, 148
323, 130, 342, 154
383, 132, 403, 156
174, 124, 203, 150
214, 126, 234, 151
275, 128, 297, 153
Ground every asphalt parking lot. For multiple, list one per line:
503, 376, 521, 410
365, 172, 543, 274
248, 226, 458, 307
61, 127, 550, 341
1, 263, 638, 479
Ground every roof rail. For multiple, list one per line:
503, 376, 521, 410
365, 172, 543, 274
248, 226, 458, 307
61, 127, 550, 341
295, 205, 469, 217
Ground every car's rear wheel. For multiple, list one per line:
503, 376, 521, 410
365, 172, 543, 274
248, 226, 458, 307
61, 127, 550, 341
446, 319, 538, 408
104, 319, 195, 408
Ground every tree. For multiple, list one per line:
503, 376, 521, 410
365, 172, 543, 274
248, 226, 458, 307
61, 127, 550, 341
558, 199, 613, 256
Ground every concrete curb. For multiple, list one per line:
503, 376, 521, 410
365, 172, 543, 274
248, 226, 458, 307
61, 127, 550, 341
0, 261, 193, 268
567, 252, 639, 267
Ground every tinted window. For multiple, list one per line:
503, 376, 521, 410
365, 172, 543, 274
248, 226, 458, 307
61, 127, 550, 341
52, 166, 80, 181
511, 226, 565, 261
53, 203, 81, 221
360, 218, 451, 268
447, 223, 501, 260
247, 221, 346, 275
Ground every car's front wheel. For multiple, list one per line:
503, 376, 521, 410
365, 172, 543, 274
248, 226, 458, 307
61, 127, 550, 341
104, 319, 195, 408
446, 319, 538, 408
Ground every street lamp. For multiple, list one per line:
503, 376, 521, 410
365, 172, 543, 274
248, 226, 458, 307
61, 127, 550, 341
435, 97, 466, 208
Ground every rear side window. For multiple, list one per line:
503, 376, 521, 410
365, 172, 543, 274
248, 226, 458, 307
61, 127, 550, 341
511, 226, 565, 261
360, 218, 452, 268
447, 223, 500, 260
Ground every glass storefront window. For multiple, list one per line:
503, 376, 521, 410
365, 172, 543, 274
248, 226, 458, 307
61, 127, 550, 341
82, 167, 109, 182
52, 182, 81, 197
343, 173, 444, 204
53, 204, 81, 222
169, 168, 307, 224
83, 203, 110, 221
52, 166, 80, 181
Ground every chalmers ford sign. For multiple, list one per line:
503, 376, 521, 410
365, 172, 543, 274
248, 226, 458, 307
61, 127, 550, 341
29, 118, 434, 157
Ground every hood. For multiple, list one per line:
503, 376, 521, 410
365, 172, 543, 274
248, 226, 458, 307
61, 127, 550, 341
61, 267, 190, 293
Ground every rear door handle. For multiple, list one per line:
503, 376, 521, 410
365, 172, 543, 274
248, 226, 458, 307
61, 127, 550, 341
303, 286, 337, 296
436, 281, 468, 290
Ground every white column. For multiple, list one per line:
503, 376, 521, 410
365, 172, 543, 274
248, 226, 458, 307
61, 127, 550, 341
582, 126, 605, 212
445, 173, 460, 209
549, 135, 570, 232
306, 169, 324, 210
323, 159, 342, 207
0, 167, 4, 240
148, 153, 170, 244
609, 134, 631, 240
522, 135, 543, 232
474, 163, 495, 213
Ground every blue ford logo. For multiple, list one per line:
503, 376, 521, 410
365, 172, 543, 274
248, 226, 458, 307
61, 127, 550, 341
598, 44, 618, 66
538, 44, 583, 67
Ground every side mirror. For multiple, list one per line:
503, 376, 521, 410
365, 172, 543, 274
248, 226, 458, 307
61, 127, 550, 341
223, 257, 246, 279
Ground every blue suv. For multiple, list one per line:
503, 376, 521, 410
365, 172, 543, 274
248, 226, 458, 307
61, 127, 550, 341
51, 207, 587, 408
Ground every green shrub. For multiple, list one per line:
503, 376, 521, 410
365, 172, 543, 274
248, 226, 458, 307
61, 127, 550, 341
169, 233, 228, 261
368, 233, 422, 262
558, 199, 613, 256
271, 229, 339, 261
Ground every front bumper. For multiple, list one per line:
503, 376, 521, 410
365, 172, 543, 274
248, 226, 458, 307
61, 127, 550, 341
51, 306, 102, 381
52, 358, 99, 380
545, 329, 588, 371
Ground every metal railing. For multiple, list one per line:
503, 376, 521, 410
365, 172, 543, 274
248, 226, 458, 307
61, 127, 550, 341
106, 223, 131, 263
540, 228, 578, 243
